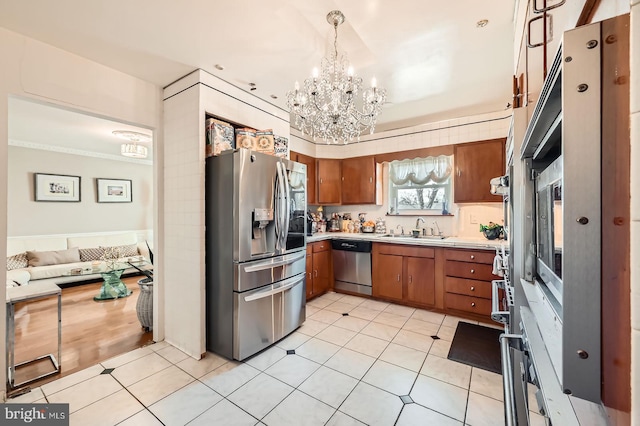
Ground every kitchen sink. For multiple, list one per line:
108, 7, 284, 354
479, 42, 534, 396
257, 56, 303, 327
379, 234, 447, 240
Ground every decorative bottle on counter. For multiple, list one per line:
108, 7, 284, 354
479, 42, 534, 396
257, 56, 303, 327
375, 218, 386, 234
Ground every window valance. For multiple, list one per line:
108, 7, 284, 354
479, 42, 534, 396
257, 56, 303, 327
389, 155, 452, 186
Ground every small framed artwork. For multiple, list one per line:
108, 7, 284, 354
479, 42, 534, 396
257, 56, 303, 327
35, 173, 81, 202
96, 178, 132, 203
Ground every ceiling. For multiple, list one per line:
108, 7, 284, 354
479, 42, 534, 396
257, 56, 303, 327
1, 0, 515, 154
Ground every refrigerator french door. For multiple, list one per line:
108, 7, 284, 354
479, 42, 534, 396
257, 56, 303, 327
206, 149, 307, 360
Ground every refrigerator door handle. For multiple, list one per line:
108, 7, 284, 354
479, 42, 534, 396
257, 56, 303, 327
243, 251, 306, 272
243, 274, 304, 302
275, 161, 287, 250
282, 161, 291, 246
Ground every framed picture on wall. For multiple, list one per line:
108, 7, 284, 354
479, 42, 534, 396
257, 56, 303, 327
96, 178, 132, 203
34, 173, 81, 202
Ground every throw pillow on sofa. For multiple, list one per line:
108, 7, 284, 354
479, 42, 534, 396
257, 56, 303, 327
99, 244, 139, 258
26, 247, 81, 267
7, 252, 28, 270
78, 247, 105, 262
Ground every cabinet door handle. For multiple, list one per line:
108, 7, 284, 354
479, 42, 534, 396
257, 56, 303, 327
470, 255, 475, 260
533, 0, 565, 13
397, 274, 401, 282
308, 272, 312, 280
369, 177, 373, 183
457, 168, 461, 177
527, 14, 551, 48
409, 275, 412, 283
320, 178, 323, 184
470, 286, 475, 291
470, 269, 475, 274
342, 176, 344, 181
314, 270, 318, 278
471, 302, 476, 307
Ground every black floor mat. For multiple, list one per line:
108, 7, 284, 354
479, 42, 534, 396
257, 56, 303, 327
447, 321, 503, 374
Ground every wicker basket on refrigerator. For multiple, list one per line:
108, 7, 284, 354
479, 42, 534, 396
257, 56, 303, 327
136, 278, 153, 331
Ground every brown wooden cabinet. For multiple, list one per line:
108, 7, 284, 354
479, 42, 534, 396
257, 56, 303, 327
317, 159, 342, 205
453, 139, 506, 203
372, 243, 436, 308
374, 253, 404, 301
306, 241, 331, 300
406, 256, 436, 306
341, 156, 379, 205
443, 248, 497, 318
290, 151, 317, 205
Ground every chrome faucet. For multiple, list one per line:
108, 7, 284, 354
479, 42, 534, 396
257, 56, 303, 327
416, 217, 425, 230
433, 220, 442, 237
396, 224, 405, 235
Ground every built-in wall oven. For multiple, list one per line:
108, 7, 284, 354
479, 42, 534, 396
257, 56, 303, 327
499, 15, 630, 425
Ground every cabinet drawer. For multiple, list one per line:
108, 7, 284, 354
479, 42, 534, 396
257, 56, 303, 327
445, 260, 495, 281
375, 243, 434, 258
445, 293, 491, 316
312, 241, 330, 252
444, 277, 492, 299
444, 249, 494, 264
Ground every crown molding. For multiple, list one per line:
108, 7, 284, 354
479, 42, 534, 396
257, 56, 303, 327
8, 139, 153, 165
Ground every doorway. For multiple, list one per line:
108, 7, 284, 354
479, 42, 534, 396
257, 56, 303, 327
6, 96, 156, 392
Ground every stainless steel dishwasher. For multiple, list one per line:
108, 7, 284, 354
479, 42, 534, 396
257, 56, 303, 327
331, 240, 372, 296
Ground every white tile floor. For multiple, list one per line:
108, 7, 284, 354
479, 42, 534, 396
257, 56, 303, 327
6, 292, 529, 426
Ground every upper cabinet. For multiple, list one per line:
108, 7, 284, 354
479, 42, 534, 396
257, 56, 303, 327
291, 152, 317, 205
341, 156, 380, 205
317, 159, 342, 205
454, 139, 505, 203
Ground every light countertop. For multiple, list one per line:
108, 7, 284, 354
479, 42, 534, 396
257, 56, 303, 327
307, 232, 506, 251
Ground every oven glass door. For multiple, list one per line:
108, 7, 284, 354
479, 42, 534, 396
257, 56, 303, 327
535, 157, 563, 305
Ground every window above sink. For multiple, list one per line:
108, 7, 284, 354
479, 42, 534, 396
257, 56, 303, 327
388, 155, 453, 216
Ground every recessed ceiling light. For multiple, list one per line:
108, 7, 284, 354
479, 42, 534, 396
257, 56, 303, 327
214, 64, 224, 70
477, 19, 489, 28
270, 94, 278, 99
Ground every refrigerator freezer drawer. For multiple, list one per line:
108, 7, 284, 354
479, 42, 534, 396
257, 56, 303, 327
236, 250, 306, 292
233, 272, 306, 360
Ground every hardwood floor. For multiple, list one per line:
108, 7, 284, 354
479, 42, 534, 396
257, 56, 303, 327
8, 275, 153, 394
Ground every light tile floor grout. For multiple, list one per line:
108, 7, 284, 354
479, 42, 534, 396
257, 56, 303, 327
8, 292, 514, 426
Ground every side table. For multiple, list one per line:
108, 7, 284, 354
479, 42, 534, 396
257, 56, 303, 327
94, 268, 133, 301
6, 282, 62, 389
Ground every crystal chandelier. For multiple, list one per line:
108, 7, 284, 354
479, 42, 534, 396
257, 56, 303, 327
113, 130, 150, 158
286, 10, 386, 144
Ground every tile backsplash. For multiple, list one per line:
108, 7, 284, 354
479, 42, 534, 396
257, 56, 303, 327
318, 203, 503, 239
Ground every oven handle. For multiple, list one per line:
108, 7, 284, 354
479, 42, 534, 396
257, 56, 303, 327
501, 333, 524, 426
243, 251, 305, 273
243, 275, 304, 302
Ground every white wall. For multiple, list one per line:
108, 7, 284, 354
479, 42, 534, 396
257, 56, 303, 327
294, 110, 510, 239
7, 146, 153, 236
630, 2, 640, 425
162, 70, 290, 359
0, 27, 162, 401
289, 110, 510, 159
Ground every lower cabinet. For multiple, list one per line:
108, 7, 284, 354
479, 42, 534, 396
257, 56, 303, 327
369, 243, 498, 321
372, 243, 436, 308
306, 241, 331, 300
443, 248, 496, 318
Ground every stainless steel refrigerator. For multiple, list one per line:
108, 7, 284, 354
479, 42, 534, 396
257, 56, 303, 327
205, 149, 307, 361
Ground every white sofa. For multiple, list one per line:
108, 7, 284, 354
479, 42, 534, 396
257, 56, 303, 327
6, 231, 152, 288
